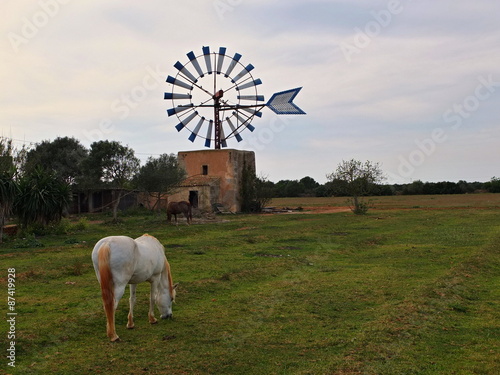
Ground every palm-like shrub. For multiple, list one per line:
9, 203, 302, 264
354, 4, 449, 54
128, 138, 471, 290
15, 168, 71, 228
0, 171, 18, 241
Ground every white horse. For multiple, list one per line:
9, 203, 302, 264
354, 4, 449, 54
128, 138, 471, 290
91, 234, 177, 342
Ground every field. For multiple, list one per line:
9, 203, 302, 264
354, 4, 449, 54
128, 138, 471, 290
1, 195, 499, 374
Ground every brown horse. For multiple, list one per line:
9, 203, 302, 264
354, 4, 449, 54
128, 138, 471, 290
167, 201, 192, 225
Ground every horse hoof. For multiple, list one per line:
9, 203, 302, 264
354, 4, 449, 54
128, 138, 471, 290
110, 336, 120, 343
127, 324, 135, 329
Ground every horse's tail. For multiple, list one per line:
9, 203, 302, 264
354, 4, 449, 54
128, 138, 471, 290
165, 260, 176, 302
97, 242, 116, 339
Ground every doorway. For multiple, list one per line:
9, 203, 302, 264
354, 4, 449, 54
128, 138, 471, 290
189, 191, 199, 208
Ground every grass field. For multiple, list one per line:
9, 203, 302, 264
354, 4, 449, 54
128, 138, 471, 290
1, 195, 499, 374
271, 193, 500, 209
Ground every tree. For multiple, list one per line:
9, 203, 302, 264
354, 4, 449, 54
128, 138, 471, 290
0, 171, 17, 241
135, 154, 186, 212
0, 138, 18, 242
240, 161, 273, 213
325, 178, 350, 197
274, 180, 305, 197
485, 177, 500, 193
24, 137, 88, 185
254, 176, 274, 211
403, 180, 424, 195
83, 141, 140, 221
327, 159, 385, 214
0, 138, 15, 173
300, 176, 319, 196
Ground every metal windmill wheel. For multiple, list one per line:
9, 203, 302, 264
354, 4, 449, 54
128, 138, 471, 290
165, 46, 305, 149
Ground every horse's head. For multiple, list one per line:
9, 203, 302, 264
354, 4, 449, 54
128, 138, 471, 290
157, 283, 178, 319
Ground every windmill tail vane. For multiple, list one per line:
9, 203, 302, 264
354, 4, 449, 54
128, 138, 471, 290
165, 46, 305, 149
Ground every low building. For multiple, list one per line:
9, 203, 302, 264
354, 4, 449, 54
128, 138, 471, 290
168, 149, 255, 213
71, 188, 138, 214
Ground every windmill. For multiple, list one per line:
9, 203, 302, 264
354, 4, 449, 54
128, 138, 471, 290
165, 46, 305, 149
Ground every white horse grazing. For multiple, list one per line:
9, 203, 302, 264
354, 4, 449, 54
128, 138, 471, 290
91, 234, 177, 342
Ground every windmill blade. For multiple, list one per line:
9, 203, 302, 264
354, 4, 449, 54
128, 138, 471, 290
167, 104, 194, 117
187, 51, 204, 78
239, 107, 263, 118
202, 46, 212, 74
175, 111, 198, 132
225, 117, 243, 142
174, 61, 198, 83
236, 78, 262, 91
188, 117, 205, 142
164, 93, 192, 100
220, 124, 228, 148
225, 52, 241, 78
234, 111, 255, 132
166, 75, 193, 90
216, 47, 226, 74
266, 87, 306, 115
237, 94, 265, 102
231, 64, 254, 84
205, 120, 213, 148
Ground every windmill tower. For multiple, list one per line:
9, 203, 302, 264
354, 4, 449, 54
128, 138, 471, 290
165, 46, 305, 212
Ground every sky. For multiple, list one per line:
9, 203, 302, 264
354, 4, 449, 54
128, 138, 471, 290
1, 0, 499, 184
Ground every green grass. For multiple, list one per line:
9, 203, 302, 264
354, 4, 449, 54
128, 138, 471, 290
1, 196, 499, 374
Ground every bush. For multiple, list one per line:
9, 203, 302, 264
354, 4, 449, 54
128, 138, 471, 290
70, 217, 89, 231
54, 217, 89, 234
18, 217, 89, 237
15, 168, 71, 228
12, 234, 44, 248
351, 200, 370, 215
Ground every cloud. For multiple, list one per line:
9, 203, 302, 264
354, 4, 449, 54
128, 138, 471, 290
1, 0, 499, 184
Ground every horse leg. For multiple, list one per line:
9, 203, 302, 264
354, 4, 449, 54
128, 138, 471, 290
107, 284, 126, 341
148, 280, 158, 324
127, 284, 137, 329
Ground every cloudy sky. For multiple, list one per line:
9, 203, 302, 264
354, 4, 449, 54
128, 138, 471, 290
2, 0, 499, 184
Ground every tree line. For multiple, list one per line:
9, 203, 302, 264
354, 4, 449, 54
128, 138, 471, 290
0, 136, 186, 236
262, 175, 500, 198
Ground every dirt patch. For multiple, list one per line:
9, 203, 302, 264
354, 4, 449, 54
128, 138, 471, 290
261, 206, 352, 215
301, 206, 352, 214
